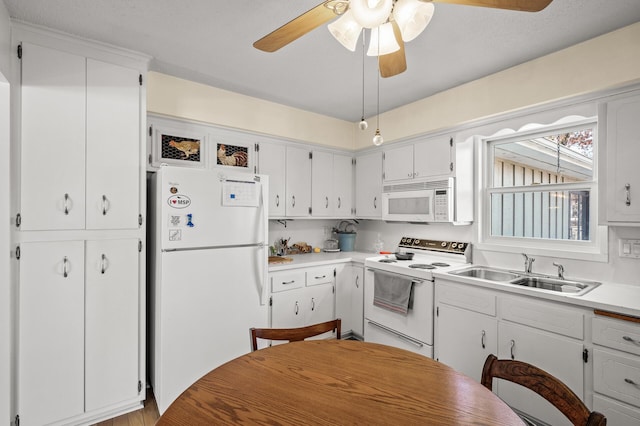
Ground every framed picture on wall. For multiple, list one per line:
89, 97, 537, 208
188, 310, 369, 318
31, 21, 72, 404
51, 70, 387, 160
151, 125, 207, 168
215, 142, 249, 168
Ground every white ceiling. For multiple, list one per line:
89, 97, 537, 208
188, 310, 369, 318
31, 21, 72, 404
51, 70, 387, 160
3, 0, 640, 122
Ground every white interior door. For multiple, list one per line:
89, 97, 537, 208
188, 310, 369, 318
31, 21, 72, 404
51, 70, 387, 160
20, 42, 86, 230
18, 241, 85, 426
86, 59, 141, 229
85, 239, 140, 411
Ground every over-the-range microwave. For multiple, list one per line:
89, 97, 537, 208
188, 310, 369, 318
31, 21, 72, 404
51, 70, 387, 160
381, 177, 457, 223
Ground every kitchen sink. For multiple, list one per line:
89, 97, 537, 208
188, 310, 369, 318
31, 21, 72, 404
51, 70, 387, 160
449, 266, 520, 281
448, 266, 600, 296
509, 276, 600, 296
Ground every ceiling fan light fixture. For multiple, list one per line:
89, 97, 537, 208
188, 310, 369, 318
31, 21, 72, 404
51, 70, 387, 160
367, 22, 400, 56
328, 10, 362, 51
350, 0, 394, 28
393, 0, 435, 42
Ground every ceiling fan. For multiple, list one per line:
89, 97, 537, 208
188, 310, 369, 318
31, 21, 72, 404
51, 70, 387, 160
254, 0, 554, 78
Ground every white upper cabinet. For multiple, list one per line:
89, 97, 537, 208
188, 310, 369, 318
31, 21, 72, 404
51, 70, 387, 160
333, 154, 354, 218
383, 136, 453, 183
19, 42, 141, 231
258, 143, 286, 217
355, 151, 383, 218
285, 146, 311, 217
601, 91, 640, 224
312, 151, 353, 218
20, 43, 86, 230
86, 59, 141, 229
311, 151, 334, 217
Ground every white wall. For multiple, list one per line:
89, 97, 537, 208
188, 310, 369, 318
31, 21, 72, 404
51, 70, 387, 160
147, 72, 355, 149
355, 23, 640, 148
0, 1, 12, 424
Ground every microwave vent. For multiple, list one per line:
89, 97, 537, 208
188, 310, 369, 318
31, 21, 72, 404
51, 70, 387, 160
383, 178, 452, 193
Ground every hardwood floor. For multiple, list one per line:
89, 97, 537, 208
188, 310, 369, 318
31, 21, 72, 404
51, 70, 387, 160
93, 389, 159, 426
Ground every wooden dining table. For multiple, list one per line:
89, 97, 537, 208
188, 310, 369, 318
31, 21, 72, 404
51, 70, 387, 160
157, 339, 524, 425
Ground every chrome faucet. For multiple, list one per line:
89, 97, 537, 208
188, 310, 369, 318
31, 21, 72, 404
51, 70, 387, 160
553, 262, 565, 280
522, 253, 535, 274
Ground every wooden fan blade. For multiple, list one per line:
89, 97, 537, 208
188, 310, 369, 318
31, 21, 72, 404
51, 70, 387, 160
379, 21, 407, 78
253, 3, 337, 52
430, 0, 553, 12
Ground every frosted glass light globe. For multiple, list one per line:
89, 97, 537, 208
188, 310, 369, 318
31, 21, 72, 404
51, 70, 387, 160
359, 119, 368, 130
373, 129, 384, 146
350, 0, 393, 29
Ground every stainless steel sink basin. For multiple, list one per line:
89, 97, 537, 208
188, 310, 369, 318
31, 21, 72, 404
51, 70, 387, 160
509, 276, 600, 296
449, 266, 520, 281
448, 266, 600, 296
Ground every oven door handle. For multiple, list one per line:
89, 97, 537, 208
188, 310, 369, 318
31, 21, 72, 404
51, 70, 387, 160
366, 320, 424, 348
367, 269, 429, 284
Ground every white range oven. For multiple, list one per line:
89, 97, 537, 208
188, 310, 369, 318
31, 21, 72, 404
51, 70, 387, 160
364, 237, 470, 358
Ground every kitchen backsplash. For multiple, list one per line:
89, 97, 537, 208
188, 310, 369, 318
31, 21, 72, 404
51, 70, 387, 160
269, 220, 640, 287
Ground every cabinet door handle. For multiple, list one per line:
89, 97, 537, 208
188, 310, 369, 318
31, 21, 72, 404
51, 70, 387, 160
101, 254, 107, 274
63, 256, 69, 278
101, 195, 110, 216
311, 298, 315, 311
276, 195, 279, 207
509, 339, 516, 360
626, 183, 631, 206
314, 275, 326, 279
622, 335, 638, 344
625, 378, 638, 386
325, 196, 329, 209
355, 275, 360, 288
373, 197, 377, 209
481, 330, 486, 349
292, 195, 296, 208
63, 193, 70, 215
282, 280, 295, 285
337, 197, 341, 209
294, 301, 299, 315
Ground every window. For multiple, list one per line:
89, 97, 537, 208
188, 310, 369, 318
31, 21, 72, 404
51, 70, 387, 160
480, 118, 606, 260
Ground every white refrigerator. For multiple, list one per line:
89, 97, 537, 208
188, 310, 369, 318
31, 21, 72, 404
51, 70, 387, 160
149, 166, 269, 414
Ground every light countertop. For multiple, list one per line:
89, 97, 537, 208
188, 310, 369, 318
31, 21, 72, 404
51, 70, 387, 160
268, 251, 372, 272
269, 253, 640, 318
433, 269, 640, 318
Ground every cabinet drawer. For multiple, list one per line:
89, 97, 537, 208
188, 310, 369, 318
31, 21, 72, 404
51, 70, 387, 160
271, 270, 305, 293
593, 394, 640, 426
594, 348, 640, 408
306, 266, 334, 286
500, 296, 584, 339
436, 280, 496, 316
593, 316, 640, 356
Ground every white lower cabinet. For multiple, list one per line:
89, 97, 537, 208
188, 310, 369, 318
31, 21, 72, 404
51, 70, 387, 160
435, 278, 586, 426
18, 239, 141, 425
335, 263, 364, 338
591, 315, 640, 424
270, 266, 336, 341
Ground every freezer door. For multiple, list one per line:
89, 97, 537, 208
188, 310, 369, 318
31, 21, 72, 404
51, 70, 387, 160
158, 167, 268, 250
152, 245, 269, 414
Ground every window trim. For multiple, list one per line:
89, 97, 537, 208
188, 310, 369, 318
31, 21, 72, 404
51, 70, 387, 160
477, 116, 608, 262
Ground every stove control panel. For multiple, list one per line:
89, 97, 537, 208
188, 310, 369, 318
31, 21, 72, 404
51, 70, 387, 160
398, 237, 469, 255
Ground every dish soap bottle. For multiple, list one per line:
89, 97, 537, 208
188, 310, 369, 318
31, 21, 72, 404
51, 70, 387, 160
373, 233, 384, 253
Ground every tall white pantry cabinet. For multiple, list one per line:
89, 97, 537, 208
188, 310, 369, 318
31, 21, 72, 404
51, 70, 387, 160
10, 26, 148, 426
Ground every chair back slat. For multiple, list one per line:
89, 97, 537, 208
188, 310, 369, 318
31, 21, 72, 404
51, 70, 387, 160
250, 319, 341, 351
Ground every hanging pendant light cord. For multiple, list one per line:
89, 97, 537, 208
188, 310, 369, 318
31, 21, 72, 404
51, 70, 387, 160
376, 29, 380, 130
361, 31, 366, 120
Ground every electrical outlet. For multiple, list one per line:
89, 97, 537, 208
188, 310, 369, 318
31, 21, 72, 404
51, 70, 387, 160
619, 239, 640, 259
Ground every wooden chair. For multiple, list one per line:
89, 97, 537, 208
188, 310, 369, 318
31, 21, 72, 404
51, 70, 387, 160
481, 354, 606, 426
250, 319, 341, 351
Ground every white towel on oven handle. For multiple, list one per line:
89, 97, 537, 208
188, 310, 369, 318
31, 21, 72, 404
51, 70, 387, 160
373, 271, 414, 315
